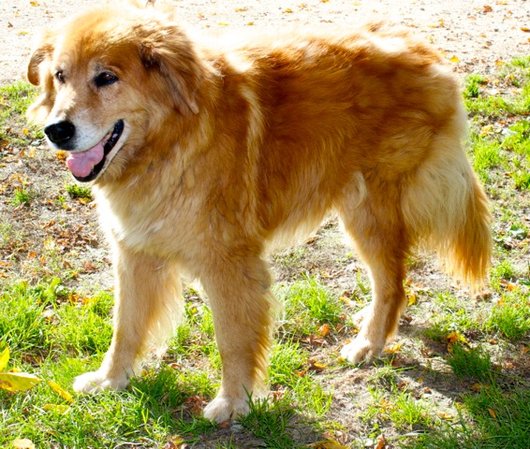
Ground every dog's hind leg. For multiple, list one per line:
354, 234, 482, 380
337, 173, 409, 363
199, 251, 275, 423
73, 245, 183, 393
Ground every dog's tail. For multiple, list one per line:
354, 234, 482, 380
402, 107, 492, 290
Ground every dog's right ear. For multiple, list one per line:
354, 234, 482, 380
27, 34, 54, 86
26, 33, 56, 123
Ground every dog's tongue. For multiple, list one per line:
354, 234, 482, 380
66, 141, 105, 178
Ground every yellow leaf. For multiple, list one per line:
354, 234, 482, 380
0, 347, 9, 372
217, 21, 230, 26
488, 407, 497, 419
43, 403, 70, 414
56, 150, 68, 161
449, 55, 460, 63
318, 323, 331, 337
29, 1, 40, 6
310, 439, 349, 449
48, 380, 74, 403
12, 438, 35, 449
407, 293, 417, 306
283, 7, 294, 13
384, 342, 403, 354
0, 372, 41, 392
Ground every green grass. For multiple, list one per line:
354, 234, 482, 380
447, 344, 493, 382
65, 183, 93, 201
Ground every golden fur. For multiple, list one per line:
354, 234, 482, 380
27, 2, 491, 422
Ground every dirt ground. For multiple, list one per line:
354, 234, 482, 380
1, 0, 529, 85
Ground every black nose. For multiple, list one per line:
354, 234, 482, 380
44, 120, 76, 146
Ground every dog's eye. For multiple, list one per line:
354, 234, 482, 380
54, 70, 65, 84
94, 71, 119, 88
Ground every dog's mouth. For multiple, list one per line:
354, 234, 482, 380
66, 119, 125, 182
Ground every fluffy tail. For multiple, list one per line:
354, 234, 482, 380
402, 119, 492, 290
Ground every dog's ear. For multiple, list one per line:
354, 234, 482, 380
26, 34, 56, 123
27, 30, 55, 86
138, 24, 203, 116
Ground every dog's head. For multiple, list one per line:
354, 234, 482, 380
27, 3, 205, 183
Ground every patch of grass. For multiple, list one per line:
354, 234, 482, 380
470, 133, 505, 183
65, 183, 93, 201
447, 344, 493, 382
463, 74, 487, 100
483, 291, 530, 341
239, 395, 299, 449
407, 387, 530, 449
0, 81, 40, 142
277, 276, 342, 337
422, 293, 481, 342
11, 187, 35, 207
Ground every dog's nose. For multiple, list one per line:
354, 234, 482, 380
44, 120, 76, 146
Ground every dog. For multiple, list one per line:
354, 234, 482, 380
26, 2, 491, 422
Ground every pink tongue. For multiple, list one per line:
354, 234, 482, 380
66, 141, 105, 178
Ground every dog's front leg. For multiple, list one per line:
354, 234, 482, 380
200, 254, 275, 423
74, 245, 182, 393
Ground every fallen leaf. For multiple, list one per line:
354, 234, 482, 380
384, 342, 403, 354
488, 407, 497, 419
13, 438, 35, 449
29, 1, 40, 6
375, 434, 387, 449
48, 380, 74, 403
521, 27, 530, 33
0, 347, 9, 372
43, 403, 70, 414
310, 438, 348, 449
283, 7, 294, 13
0, 372, 41, 392
483, 5, 493, 13
308, 359, 327, 372
318, 323, 331, 337
449, 55, 460, 63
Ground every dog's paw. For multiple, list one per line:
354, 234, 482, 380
73, 370, 129, 393
340, 335, 383, 364
203, 395, 250, 423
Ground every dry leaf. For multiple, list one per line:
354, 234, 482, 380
384, 342, 403, 354
0, 372, 41, 392
310, 438, 348, 449
48, 380, 74, 403
318, 323, 331, 337
488, 407, 497, 419
483, 5, 493, 13
375, 434, 387, 449
449, 55, 460, 63
29, 1, 40, 6
283, 7, 294, 13
521, 27, 530, 33
13, 438, 35, 449
43, 403, 70, 414
0, 347, 9, 372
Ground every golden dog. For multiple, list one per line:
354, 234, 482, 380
27, 2, 491, 422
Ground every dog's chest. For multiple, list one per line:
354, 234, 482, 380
94, 187, 200, 257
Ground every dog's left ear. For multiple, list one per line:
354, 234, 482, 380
139, 24, 203, 116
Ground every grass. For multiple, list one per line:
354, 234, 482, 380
0, 59, 529, 448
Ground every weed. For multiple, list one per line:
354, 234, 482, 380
65, 183, 93, 201
11, 187, 34, 207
